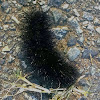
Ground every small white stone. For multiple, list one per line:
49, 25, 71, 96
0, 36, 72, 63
94, 5, 100, 10
94, 17, 100, 25
94, 18, 99, 23
91, 41, 95, 45
0, 42, 2, 46
3, 25, 9, 30
12, 1, 17, 4
8, 55, 15, 62
73, 9, 80, 16
87, 23, 94, 31
82, 21, 88, 28
33, 0, 37, 4
61, 3, 69, 9
79, 36, 84, 43
52, 27, 60, 30
83, 21, 88, 25
11, 16, 20, 24
76, 17, 80, 21
42, 5, 50, 12
68, 16, 74, 21
62, 27, 68, 30
39, 0, 45, 5
83, 12, 94, 21
96, 27, 100, 34
2, 46, 10, 52
76, 27, 83, 34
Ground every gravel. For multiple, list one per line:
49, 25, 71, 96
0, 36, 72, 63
67, 36, 77, 47
82, 49, 99, 59
67, 47, 80, 61
48, 0, 64, 7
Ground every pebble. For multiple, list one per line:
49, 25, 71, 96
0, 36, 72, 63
5, 7, 11, 13
21, 61, 27, 68
9, 24, 16, 31
0, 52, 5, 58
64, 8, 71, 12
24, 93, 38, 100
3, 25, 9, 31
61, 3, 69, 9
4, 20, 13, 24
70, 18, 79, 28
53, 28, 68, 40
0, 25, 2, 30
32, 0, 37, 4
69, 18, 83, 35
87, 23, 94, 31
94, 5, 100, 10
3, 96, 13, 100
2, 46, 10, 52
96, 38, 100, 47
91, 41, 95, 46
1, 1, 9, 11
77, 35, 84, 45
96, 27, 100, 34
97, 55, 100, 62
0, 65, 2, 70
67, 36, 77, 47
0, 42, 2, 46
94, 17, 100, 26
89, 65, 96, 76
78, 97, 87, 100
67, 47, 80, 61
52, 9, 62, 23
79, 68, 84, 74
76, 27, 83, 35
48, 0, 63, 7
95, 72, 100, 77
73, 9, 80, 17
8, 55, 15, 63
68, 16, 74, 21
83, 21, 88, 25
96, 83, 100, 92
0, 58, 5, 65
90, 49, 99, 57
82, 49, 99, 59
17, 0, 29, 5
83, 12, 94, 21
66, 0, 77, 4
39, 0, 45, 5
0, 73, 8, 80
3, 67, 9, 73
42, 5, 50, 12
82, 21, 88, 29
0, 32, 5, 39
11, 16, 20, 24
79, 79, 89, 87
86, 8, 93, 13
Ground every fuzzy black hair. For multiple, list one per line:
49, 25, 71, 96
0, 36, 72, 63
19, 9, 79, 89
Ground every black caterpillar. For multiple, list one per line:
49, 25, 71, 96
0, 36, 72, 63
19, 8, 79, 90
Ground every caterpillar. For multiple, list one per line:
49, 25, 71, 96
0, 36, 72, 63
18, 6, 79, 99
